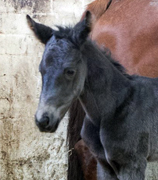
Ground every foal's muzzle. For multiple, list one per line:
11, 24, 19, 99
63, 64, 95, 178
35, 113, 59, 133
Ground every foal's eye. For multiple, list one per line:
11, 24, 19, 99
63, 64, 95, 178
66, 70, 75, 76
64, 69, 76, 79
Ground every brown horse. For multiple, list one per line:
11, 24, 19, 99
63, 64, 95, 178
67, 0, 158, 180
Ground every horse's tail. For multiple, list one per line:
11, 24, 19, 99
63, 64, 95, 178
67, 100, 86, 180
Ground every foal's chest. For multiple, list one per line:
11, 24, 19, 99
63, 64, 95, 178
81, 117, 105, 159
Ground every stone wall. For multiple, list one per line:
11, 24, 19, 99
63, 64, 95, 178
0, 0, 158, 179
0, 0, 93, 179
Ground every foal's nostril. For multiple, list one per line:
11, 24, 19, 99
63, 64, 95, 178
36, 114, 50, 128
41, 115, 50, 126
35, 112, 59, 132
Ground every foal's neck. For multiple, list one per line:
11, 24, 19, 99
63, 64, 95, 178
79, 41, 132, 126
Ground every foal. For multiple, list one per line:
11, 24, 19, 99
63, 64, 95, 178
27, 12, 158, 180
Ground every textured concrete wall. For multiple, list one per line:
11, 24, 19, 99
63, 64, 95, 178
0, 0, 158, 180
0, 0, 93, 179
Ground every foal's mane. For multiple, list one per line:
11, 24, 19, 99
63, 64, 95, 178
100, 49, 132, 79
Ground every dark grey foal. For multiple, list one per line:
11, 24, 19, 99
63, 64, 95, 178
27, 12, 158, 180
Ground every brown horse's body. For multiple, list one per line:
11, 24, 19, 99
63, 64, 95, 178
68, 0, 158, 180
90, 0, 158, 77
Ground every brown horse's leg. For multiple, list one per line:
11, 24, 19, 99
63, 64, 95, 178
75, 140, 97, 180
67, 100, 86, 180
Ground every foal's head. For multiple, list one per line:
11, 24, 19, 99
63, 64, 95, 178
27, 12, 91, 132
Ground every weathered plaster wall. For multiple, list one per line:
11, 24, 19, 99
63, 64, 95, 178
0, 0, 93, 179
0, 0, 158, 180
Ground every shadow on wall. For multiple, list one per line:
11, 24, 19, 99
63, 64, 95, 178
4, 0, 49, 13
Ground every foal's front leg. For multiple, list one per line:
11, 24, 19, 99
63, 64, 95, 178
97, 160, 119, 180
81, 116, 118, 180
118, 158, 147, 180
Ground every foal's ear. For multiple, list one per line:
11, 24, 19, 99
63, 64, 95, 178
26, 15, 53, 44
72, 11, 92, 45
